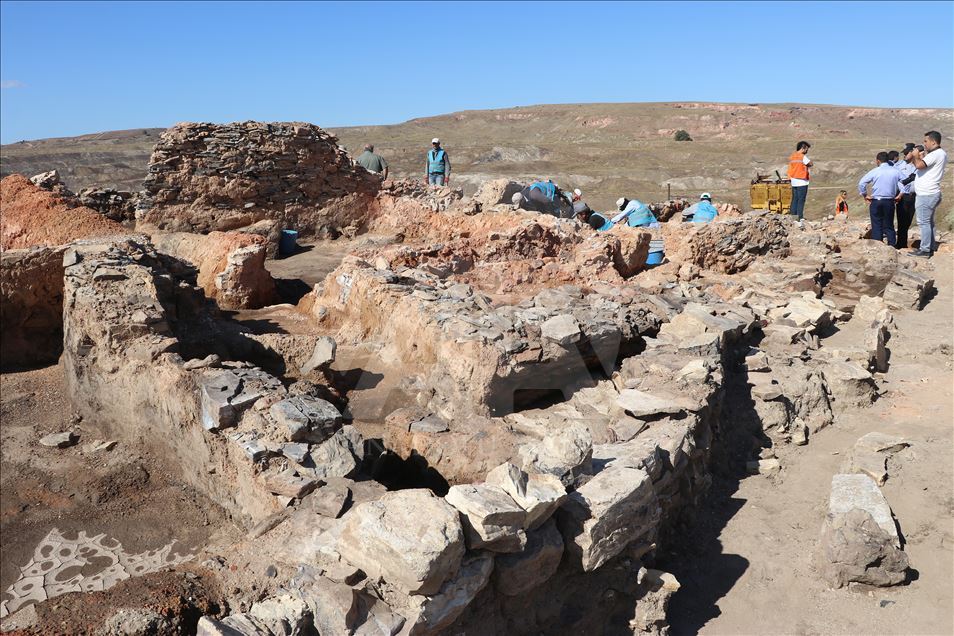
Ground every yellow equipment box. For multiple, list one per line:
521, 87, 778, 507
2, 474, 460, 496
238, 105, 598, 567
750, 173, 792, 213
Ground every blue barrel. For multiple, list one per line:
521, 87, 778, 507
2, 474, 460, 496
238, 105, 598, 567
646, 239, 665, 266
279, 229, 298, 256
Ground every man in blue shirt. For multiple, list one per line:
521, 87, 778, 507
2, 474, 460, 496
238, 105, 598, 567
857, 151, 903, 245
894, 143, 918, 248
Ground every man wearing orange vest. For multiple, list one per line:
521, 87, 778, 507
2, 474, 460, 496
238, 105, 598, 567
787, 141, 813, 221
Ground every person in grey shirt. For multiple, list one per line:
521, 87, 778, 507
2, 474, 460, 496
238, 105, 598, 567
356, 144, 388, 179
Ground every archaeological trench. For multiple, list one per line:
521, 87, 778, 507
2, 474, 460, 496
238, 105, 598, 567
0, 122, 938, 634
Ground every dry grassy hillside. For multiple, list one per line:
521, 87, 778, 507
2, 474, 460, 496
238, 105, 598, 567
331, 102, 953, 216
1, 103, 950, 219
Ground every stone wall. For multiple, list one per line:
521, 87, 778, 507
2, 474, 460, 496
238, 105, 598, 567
137, 121, 381, 237
0, 246, 67, 369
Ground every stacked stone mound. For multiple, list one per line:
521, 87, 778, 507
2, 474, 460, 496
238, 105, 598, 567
0, 174, 125, 250
152, 231, 277, 310
76, 187, 141, 222
138, 121, 381, 237
1, 245, 67, 368
662, 212, 791, 274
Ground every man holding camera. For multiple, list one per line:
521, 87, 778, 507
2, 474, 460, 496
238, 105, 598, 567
908, 130, 947, 258
894, 143, 919, 249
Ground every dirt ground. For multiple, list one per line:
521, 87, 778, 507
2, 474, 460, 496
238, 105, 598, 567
661, 251, 954, 636
0, 363, 237, 609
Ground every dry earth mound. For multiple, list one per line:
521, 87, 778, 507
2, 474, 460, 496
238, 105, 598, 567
0, 174, 124, 250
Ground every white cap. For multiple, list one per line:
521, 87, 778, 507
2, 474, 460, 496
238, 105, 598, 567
700, 192, 711, 200
511, 192, 523, 204
574, 189, 582, 197
431, 138, 440, 144
616, 197, 627, 209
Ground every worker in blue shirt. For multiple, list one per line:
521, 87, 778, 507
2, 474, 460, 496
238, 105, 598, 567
613, 197, 658, 227
691, 193, 719, 223
857, 151, 903, 245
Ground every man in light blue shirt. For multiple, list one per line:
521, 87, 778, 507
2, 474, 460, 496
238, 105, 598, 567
857, 151, 902, 245
894, 143, 918, 248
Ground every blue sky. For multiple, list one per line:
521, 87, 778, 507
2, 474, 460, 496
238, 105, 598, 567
1, 1, 952, 143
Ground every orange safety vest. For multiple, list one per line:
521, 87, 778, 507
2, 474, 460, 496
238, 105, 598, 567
788, 152, 809, 180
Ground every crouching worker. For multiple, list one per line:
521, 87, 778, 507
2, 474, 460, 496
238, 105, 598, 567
511, 180, 574, 217
613, 197, 658, 227
691, 193, 719, 223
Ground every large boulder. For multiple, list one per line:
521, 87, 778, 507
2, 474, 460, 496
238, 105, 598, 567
445, 484, 527, 552
492, 519, 564, 596
818, 474, 909, 588
484, 462, 566, 530
558, 465, 660, 571
336, 489, 466, 595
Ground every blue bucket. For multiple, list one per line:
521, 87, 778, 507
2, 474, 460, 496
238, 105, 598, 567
646, 239, 665, 266
279, 229, 298, 256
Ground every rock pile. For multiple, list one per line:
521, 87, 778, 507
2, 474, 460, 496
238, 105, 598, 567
76, 186, 141, 222
138, 121, 381, 236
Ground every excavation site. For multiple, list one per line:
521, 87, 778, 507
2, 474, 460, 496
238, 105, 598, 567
0, 120, 951, 636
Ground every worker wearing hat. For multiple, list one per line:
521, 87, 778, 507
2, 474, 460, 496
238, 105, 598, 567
424, 138, 451, 186
692, 192, 719, 223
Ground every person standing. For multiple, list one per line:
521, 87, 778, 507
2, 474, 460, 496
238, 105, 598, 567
424, 138, 451, 186
355, 143, 388, 179
908, 131, 947, 258
857, 151, 902, 246
787, 141, 813, 222
834, 190, 849, 219
894, 143, 918, 248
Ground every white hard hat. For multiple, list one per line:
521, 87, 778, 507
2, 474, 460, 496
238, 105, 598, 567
616, 197, 627, 209
700, 192, 711, 200
574, 189, 582, 197
431, 138, 440, 144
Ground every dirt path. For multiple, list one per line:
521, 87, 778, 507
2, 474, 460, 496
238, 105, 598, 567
664, 252, 954, 635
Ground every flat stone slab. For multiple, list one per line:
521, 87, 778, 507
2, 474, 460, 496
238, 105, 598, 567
445, 484, 527, 552
39, 432, 77, 448
855, 432, 910, 454
829, 474, 898, 546
617, 389, 694, 417
541, 314, 581, 345
270, 396, 341, 443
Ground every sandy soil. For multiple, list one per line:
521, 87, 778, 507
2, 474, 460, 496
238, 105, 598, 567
661, 251, 954, 635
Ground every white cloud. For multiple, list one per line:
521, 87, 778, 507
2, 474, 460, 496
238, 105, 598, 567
1, 80, 26, 89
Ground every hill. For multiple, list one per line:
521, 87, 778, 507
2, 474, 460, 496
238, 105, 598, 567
2, 103, 950, 215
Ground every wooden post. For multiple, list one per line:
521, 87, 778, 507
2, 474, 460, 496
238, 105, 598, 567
667, 183, 671, 200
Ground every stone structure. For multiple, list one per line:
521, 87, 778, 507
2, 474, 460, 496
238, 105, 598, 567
138, 122, 381, 236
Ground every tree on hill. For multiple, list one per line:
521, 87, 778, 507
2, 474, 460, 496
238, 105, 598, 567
674, 130, 693, 141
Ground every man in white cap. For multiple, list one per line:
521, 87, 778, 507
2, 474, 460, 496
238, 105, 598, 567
424, 138, 451, 186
